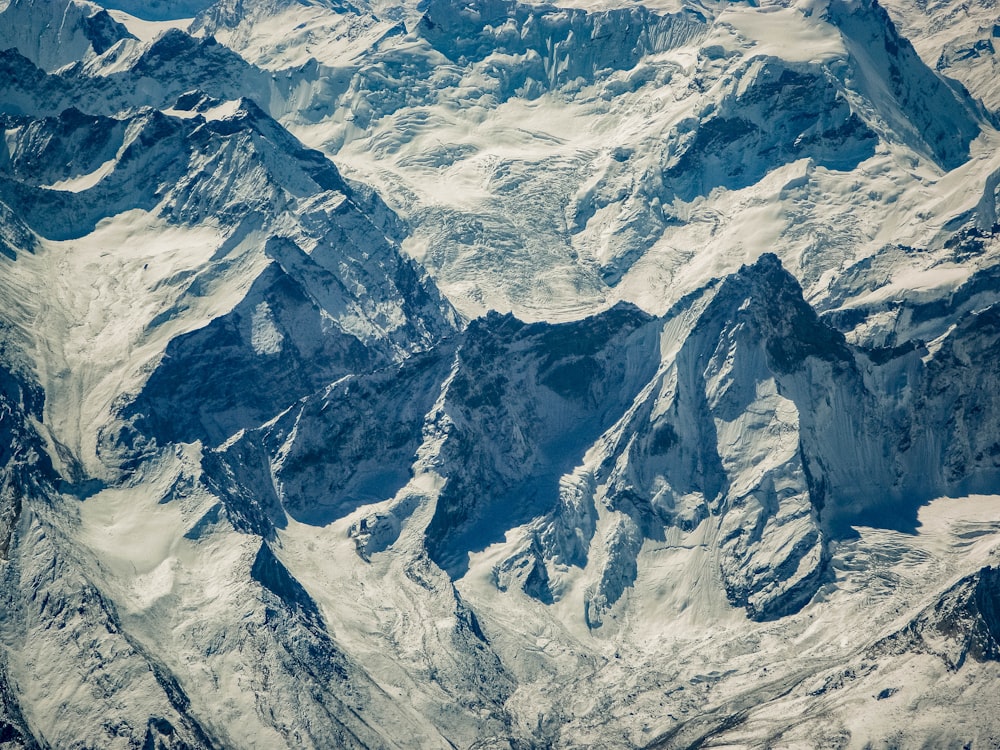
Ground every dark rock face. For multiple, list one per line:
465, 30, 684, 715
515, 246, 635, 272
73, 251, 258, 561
423, 304, 662, 578
0, 366, 47, 750
0, 361, 49, 560
664, 61, 878, 201
707, 253, 854, 375
251, 542, 324, 627
0, 109, 188, 240
141, 716, 196, 750
210, 348, 453, 531
493, 537, 554, 604
121, 259, 381, 449
827, 0, 982, 170
875, 566, 1000, 669
915, 304, 1000, 492
0, 108, 126, 188
81, 9, 136, 54
608, 254, 846, 622
0, 29, 270, 120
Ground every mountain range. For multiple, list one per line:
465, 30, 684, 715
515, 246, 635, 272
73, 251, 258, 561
1, 0, 1000, 746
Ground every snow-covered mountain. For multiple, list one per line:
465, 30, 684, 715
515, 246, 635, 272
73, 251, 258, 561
2, 0, 1000, 746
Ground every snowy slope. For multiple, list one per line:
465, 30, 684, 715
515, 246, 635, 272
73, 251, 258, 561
188, 0, 404, 70
0, 68, 456, 475
259, 0, 999, 321
880, 0, 1000, 111
0, 0, 134, 72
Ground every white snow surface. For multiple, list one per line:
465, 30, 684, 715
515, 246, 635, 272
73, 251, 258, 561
40, 157, 117, 191
103, 8, 193, 41
74, 446, 1000, 747
246, 0, 998, 322
16, 213, 239, 475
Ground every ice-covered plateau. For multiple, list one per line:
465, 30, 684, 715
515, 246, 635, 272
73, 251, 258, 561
2, 0, 1000, 746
